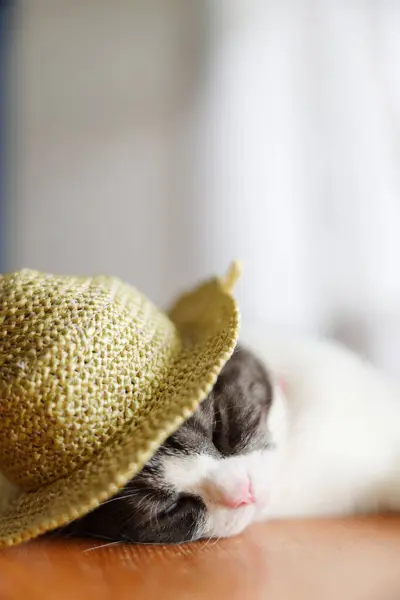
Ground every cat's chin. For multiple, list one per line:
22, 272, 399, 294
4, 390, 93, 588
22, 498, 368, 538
201, 504, 258, 539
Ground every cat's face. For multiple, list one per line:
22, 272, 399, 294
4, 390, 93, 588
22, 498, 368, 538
63, 346, 280, 544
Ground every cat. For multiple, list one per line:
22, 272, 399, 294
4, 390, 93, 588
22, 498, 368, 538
60, 344, 279, 543
61, 329, 400, 544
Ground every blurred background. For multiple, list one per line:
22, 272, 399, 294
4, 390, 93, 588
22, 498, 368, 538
4, 1, 400, 374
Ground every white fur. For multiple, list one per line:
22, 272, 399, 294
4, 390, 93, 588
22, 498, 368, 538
164, 451, 276, 537
166, 329, 400, 538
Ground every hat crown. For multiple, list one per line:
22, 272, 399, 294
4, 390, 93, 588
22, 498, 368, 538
0, 270, 181, 491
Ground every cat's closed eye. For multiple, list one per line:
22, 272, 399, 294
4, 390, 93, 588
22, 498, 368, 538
160, 495, 204, 520
162, 500, 180, 516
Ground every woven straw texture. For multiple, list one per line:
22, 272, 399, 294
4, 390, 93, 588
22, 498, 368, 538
0, 265, 240, 547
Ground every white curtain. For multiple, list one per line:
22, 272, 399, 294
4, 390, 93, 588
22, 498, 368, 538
10, 0, 400, 374
191, 0, 400, 373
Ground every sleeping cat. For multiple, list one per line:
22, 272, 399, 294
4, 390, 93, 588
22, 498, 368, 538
61, 331, 400, 544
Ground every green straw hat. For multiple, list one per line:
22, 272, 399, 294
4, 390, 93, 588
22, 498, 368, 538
0, 263, 240, 547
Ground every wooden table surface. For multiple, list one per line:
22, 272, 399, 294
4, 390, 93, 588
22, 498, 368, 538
1, 516, 400, 599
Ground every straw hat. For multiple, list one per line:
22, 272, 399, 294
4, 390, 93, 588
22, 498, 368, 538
0, 263, 240, 547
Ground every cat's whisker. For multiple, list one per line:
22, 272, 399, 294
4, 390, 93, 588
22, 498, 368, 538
98, 492, 143, 507
148, 502, 161, 527
201, 537, 211, 550
123, 485, 160, 494
208, 535, 221, 548
122, 532, 194, 546
139, 492, 156, 512
83, 540, 122, 553
201, 532, 215, 550
121, 486, 158, 496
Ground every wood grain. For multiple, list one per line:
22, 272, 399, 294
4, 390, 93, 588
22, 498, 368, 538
1, 517, 400, 599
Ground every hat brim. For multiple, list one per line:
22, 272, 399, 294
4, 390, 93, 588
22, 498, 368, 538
0, 275, 239, 547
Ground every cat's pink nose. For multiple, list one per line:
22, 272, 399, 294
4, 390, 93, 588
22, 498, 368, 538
220, 478, 255, 509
